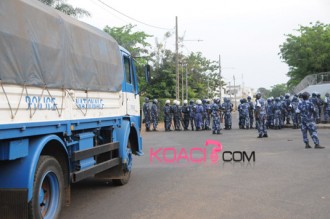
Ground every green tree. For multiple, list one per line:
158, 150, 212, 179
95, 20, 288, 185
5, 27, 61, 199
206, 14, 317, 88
269, 83, 289, 97
104, 24, 152, 59
257, 87, 271, 98
38, 0, 90, 18
279, 22, 330, 87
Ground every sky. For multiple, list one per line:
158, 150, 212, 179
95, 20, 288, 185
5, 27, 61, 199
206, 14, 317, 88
67, 0, 330, 90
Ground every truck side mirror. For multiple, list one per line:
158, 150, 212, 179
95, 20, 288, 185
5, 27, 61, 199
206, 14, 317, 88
145, 64, 151, 83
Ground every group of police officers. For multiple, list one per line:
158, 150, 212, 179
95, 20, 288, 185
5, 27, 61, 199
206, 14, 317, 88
143, 91, 329, 149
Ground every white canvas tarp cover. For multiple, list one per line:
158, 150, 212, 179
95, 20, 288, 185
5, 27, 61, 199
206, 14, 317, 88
0, 0, 123, 92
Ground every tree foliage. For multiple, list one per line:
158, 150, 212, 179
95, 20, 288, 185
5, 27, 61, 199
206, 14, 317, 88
105, 25, 223, 100
268, 83, 289, 97
104, 24, 152, 59
146, 37, 221, 99
279, 22, 330, 87
257, 87, 271, 98
38, 0, 90, 18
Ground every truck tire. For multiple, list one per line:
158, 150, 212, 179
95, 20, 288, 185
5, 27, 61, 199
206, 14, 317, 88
29, 155, 64, 219
113, 141, 132, 186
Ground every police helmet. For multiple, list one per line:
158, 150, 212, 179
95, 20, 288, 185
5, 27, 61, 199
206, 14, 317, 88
256, 92, 261, 99
302, 92, 310, 100
145, 97, 149, 102
153, 99, 158, 104
183, 100, 188, 104
165, 99, 170, 104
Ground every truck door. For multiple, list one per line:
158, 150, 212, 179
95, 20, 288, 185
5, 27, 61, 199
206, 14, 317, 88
123, 54, 139, 116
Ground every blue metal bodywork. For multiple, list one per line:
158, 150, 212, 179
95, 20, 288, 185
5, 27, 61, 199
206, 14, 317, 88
0, 135, 67, 201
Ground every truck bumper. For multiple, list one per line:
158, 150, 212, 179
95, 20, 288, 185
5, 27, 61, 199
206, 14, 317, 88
0, 188, 28, 219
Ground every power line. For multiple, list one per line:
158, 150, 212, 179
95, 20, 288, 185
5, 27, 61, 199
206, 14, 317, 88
90, 0, 129, 24
96, 0, 174, 30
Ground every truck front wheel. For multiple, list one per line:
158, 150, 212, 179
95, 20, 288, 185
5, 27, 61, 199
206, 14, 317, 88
112, 141, 132, 186
29, 155, 64, 219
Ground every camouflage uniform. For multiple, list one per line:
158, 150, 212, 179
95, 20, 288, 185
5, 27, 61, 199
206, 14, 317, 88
163, 101, 172, 131
189, 100, 195, 130
151, 99, 159, 131
284, 94, 292, 124
194, 100, 203, 131
170, 101, 177, 130
247, 96, 254, 128
204, 100, 211, 130
143, 98, 151, 131
240, 99, 250, 129
266, 98, 274, 129
298, 96, 321, 147
291, 96, 300, 129
222, 98, 233, 129
174, 102, 182, 131
211, 99, 221, 134
310, 93, 320, 123
181, 101, 190, 130
316, 93, 323, 122
255, 93, 268, 138
273, 98, 283, 129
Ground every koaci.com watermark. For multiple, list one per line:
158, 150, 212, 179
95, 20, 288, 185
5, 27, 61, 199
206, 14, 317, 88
150, 140, 255, 164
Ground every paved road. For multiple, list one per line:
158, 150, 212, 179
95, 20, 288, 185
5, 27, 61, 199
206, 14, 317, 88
61, 116, 330, 219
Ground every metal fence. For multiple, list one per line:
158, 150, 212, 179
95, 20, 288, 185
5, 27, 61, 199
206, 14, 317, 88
294, 72, 330, 93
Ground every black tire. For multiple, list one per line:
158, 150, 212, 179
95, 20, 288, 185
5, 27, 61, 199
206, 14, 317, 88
112, 171, 131, 186
29, 155, 64, 219
113, 141, 132, 186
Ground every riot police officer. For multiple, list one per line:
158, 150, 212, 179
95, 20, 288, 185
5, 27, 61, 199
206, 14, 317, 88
181, 100, 190, 130
298, 92, 324, 149
163, 100, 171, 131
151, 99, 159, 131
143, 97, 151, 131
255, 92, 268, 138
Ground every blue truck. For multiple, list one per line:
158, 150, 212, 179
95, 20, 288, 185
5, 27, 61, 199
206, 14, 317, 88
0, 0, 145, 218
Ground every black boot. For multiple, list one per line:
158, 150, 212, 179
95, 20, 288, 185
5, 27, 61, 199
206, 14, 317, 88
263, 133, 268, 138
217, 130, 221, 135
314, 144, 325, 149
212, 130, 216, 134
305, 143, 312, 149
257, 134, 263, 138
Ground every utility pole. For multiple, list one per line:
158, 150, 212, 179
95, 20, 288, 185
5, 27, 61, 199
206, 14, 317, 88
181, 63, 184, 102
233, 75, 237, 110
185, 65, 188, 100
219, 55, 222, 101
175, 16, 179, 100
228, 82, 231, 100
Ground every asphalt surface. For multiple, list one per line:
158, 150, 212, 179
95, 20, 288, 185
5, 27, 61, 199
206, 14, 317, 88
61, 115, 330, 219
